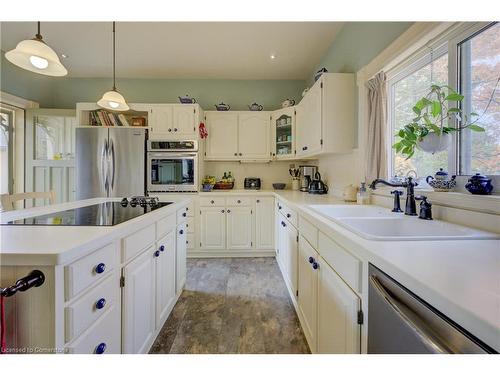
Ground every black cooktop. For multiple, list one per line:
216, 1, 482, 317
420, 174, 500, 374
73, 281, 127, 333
3, 201, 172, 226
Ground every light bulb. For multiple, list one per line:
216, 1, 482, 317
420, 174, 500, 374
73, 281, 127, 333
108, 101, 120, 109
29, 55, 49, 69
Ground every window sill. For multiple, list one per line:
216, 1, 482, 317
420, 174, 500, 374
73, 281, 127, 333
372, 187, 500, 215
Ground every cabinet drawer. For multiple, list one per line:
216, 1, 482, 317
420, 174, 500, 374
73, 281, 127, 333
186, 233, 195, 249
156, 214, 176, 240
299, 216, 318, 249
200, 197, 225, 206
65, 243, 117, 301
318, 232, 361, 293
185, 200, 195, 217
65, 273, 118, 343
177, 207, 188, 224
65, 304, 121, 354
185, 217, 195, 233
226, 196, 251, 206
277, 200, 297, 227
122, 224, 156, 263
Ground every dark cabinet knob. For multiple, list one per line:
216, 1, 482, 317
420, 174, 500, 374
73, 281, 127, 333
179, 229, 184, 235
256, 199, 260, 203
94, 343, 106, 354
278, 205, 282, 210
234, 153, 237, 156
186, 207, 189, 211
95, 298, 106, 310
237, 200, 241, 203
168, 128, 172, 132
182, 212, 187, 217
302, 146, 308, 151
281, 221, 286, 227
286, 213, 291, 218
308, 257, 314, 264
159, 245, 165, 252
95, 263, 106, 274
211, 200, 215, 204
154, 250, 160, 257
174, 128, 178, 132
312, 262, 319, 270
239, 153, 242, 156
221, 209, 225, 213
227, 209, 231, 213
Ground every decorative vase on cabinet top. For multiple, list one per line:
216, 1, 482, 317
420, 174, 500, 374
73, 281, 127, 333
426, 168, 457, 192
465, 173, 493, 195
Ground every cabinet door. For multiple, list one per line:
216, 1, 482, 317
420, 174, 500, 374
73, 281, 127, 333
282, 219, 298, 295
296, 82, 322, 157
271, 107, 295, 159
297, 236, 319, 352
176, 222, 187, 294
150, 105, 173, 137
238, 112, 271, 159
173, 105, 197, 137
205, 112, 238, 159
226, 206, 253, 249
318, 258, 361, 354
255, 197, 275, 249
122, 246, 156, 354
155, 231, 176, 330
200, 206, 226, 249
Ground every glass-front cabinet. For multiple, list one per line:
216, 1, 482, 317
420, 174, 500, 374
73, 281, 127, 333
271, 107, 295, 159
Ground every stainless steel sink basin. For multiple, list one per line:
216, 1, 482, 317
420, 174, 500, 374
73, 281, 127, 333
337, 217, 500, 241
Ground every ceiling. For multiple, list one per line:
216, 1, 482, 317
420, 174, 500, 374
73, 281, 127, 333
0, 22, 343, 80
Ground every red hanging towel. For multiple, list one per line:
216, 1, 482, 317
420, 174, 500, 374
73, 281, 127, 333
0, 295, 6, 354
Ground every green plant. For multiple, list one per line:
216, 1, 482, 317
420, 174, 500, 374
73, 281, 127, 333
392, 83, 494, 159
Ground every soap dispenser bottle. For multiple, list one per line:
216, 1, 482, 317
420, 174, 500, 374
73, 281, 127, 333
357, 182, 370, 205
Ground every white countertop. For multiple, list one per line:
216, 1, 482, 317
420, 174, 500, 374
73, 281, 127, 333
0, 197, 190, 266
1, 190, 499, 350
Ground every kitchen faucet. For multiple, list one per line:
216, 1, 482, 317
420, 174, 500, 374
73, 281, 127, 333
369, 177, 418, 216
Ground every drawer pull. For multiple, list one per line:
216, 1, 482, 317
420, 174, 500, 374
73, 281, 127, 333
308, 257, 314, 264
159, 245, 165, 252
211, 200, 215, 204
256, 199, 260, 203
281, 221, 286, 227
286, 213, 291, 218
95, 298, 106, 310
227, 209, 231, 213
94, 263, 106, 274
278, 205, 282, 210
237, 200, 241, 203
221, 209, 225, 213
182, 212, 187, 217
179, 229, 184, 235
302, 146, 308, 151
312, 262, 319, 270
94, 342, 107, 354
154, 250, 160, 257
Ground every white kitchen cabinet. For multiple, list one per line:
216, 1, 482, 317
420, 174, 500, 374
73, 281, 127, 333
176, 222, 187, 294
277, 214, 298, 299
122, 245, 156, 354
226, 206, 253, 249
271, 107, 295, 159
172, 104, 198, 137
296, 82, 322, 157
149, 104, 173, 137
297, 236, 319, 352
255, 197, 275, 249
238, 112, 271, 159
200, 206, 226, 249
205, 112, 239, 160
317, 257, 361, 353
155, 231, 176, 330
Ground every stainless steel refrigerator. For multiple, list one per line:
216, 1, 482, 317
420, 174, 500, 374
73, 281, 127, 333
76, 127, 147, 199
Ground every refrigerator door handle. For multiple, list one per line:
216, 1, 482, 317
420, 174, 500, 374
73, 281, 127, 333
101, 138, 109, 196
109, 138, 116, 191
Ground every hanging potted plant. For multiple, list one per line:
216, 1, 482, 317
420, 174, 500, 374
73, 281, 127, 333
392, 83, 492, 158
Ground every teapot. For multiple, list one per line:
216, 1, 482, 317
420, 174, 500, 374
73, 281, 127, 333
314, 67, 328, 82
342, 184, 358, 202
426, 168, 456, 192
248, 102, 263, 111
281, 99, 295, 108
308, 171, 329, 195
465, 173, 493, 195
215, 102, 231, 111
178, 94, 196, 104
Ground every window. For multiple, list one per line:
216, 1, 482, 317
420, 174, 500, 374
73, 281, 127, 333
389, 48, 449, 178
388, 22, 500, 180
458, 23, 500, 175
0, 107, 14, 195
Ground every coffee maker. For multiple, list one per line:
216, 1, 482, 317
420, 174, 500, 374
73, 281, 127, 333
299, 165, 318, 192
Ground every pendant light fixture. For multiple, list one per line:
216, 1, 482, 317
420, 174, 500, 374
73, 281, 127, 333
5, 22, 67, 76
97, 22, 129, 111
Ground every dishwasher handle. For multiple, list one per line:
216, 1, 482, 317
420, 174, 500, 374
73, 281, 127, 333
369, 275, 450, 354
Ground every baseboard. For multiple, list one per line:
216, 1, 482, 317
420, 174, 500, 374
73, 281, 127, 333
187, 249, 276, 258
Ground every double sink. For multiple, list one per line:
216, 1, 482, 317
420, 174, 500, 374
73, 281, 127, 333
308, 205, 499, 241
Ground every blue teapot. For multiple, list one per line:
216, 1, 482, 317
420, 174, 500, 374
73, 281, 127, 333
178, 94, 196, 104
248, 102, 263, 111
215, 102, 231, 111
465, 173, 493, 195
426, 168, 456, 191
314, 67, 328, 82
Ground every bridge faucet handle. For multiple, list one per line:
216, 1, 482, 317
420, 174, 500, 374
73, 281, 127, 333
391, 190, 403, 196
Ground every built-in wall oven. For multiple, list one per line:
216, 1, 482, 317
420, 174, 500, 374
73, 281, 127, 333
147, 140, 198, 193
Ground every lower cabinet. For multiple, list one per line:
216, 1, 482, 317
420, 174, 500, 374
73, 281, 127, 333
255, 197, 275, 249
297, 236, 319, 352
277, 214, 298, 298
122, 245, 156, 354
226, 206, 253, 249
176, 223, 187, 295
155, 231, 176, 330
200, 206, 226, 249
317, 256, 361, 353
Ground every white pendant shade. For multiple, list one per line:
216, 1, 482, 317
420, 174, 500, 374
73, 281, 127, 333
5, 38, 67, 77
97, 89, 130, 111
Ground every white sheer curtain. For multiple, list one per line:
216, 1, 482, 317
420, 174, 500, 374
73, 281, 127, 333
365, 72, 388, 182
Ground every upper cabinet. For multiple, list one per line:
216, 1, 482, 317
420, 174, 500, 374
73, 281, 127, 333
271, 107, 295, 159
204, 111, 271, 161
150, 104, 201, 140
296, 73, 355, 158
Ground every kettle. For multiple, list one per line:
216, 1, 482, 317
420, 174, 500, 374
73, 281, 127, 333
308, 171, 328, 195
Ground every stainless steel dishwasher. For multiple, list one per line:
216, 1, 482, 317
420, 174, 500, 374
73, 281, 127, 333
368, 264, 496, 354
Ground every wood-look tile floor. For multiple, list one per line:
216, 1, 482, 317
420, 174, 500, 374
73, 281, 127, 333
150, 257, 310, 354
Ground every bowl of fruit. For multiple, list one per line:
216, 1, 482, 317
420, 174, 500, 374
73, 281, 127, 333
202, 176, 216, 192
